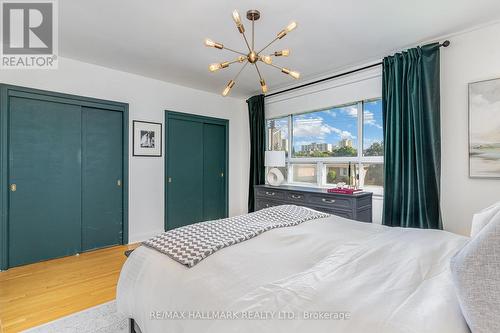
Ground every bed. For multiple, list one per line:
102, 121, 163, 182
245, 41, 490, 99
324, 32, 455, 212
117, 211, 470, 333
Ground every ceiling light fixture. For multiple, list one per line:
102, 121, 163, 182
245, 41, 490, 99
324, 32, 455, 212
205, 9, 300, 97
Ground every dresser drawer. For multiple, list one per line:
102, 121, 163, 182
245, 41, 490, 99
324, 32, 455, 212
286, 191, 307, 203
308, 194, 353, 210
255, 187, 286, 200
255, 198, 284, 211
253, 185, 372, 223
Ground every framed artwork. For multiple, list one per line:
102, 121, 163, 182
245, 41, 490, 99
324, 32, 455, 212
133, 120, 162, 157
469, 78, 500, 178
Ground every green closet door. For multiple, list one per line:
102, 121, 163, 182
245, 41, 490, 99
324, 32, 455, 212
166, 118, 204, 229
203, 123, 227, 221
82, 107, 123, 251
8, 97, 82, 267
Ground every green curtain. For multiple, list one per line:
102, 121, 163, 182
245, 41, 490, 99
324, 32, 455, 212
382, 43, 442, 229
247, 94, 266, 212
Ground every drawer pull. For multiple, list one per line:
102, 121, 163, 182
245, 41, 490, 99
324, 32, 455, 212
265, 191, 275, 196
322, 198, 336, 203
291, 195, 302, 199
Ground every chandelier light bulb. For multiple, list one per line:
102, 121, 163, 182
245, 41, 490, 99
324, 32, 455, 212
282, 68, 300, 79
222, 80, 235, 96
209, 62, 230, 72
260, 79, 268, 93
261, 55, 273, 65
289, 70, 300, 79
232, 10, 241, 25
208, 63, 221, 72
275, 49, 290, 57
285, 21, 297, 33
204, 38, 223, 49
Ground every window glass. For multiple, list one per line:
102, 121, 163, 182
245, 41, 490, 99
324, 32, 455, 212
360, 163, 384, 187
325, 163, 353, 185
292, 164, 317, 184
363, 100, 384, 156
266, 166, 288, 182
266, 117, 289, 157
292, 105, 358, 158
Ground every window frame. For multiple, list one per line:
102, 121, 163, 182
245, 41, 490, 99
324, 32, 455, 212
266, 98, 384, 195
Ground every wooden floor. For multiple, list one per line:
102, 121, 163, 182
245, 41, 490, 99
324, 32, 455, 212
0, 244, 138, 333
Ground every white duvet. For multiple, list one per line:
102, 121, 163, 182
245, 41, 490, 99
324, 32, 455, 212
117, 215, 470, 333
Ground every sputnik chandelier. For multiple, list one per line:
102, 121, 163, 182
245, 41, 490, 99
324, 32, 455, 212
205, 9, 300, 96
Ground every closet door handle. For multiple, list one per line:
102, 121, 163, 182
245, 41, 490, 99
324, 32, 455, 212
9, 183, 17, 192
117, 180, 122, 187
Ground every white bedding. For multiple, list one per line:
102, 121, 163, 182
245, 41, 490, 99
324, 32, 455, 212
117, 215, 470, 333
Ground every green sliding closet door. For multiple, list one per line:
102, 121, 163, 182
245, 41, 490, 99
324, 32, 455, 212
165, 112, 228, 230
202, 123, 226, 221
82, 107, 123, 251
166, 118, 204, 229
8, 97, 82, 267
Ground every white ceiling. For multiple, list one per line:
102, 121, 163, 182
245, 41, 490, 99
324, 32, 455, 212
60, 0, 500, 98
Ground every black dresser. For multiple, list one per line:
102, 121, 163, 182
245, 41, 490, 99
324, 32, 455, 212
254, 185, 372, 222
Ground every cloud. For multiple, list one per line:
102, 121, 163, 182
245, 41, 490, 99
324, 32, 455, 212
340, 106, 358, 118
294, 140, 316, 147
293, 117, 355, 140
322, 110, 337, 117
364, 111, 383, 129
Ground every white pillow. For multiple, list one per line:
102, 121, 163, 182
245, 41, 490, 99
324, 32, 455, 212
470, 202, 500, 237
450, 206, 500, 333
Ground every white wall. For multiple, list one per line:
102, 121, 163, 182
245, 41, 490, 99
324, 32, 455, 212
265, 67, 384, 224
441, 22, 500, 236
0, 57, 250, 243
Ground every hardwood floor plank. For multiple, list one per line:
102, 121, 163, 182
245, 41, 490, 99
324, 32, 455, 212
0, 244, 138, 333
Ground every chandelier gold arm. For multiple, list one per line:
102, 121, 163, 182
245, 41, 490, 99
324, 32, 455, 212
257, 36, 280, 55
222, 61, 249, 96
209, 56, 247, 72
254, 63, 268, 93
241, 31, 252, 53
264, 62, 300, 79
252, 19, 255, 50
254, 62, 264, 81
222, 46, 248, 56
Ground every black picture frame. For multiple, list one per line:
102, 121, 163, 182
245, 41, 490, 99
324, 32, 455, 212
133, 120, 162, 157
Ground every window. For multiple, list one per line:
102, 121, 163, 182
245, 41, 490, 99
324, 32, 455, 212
325, 163, 351, 184
292, 104, 358, 158
266, 99, 384, 195
292, 164, 317, 184
266, 117, 289, 156
266, 117, 289, 180
363, 100, 384, 156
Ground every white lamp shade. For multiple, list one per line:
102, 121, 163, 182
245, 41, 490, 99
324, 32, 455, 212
265, 150, 286, 167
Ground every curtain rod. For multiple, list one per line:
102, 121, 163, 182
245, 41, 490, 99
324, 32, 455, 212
265, 40, 450, 98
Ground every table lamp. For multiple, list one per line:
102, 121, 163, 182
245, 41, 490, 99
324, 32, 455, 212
265, 150, 286, 186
